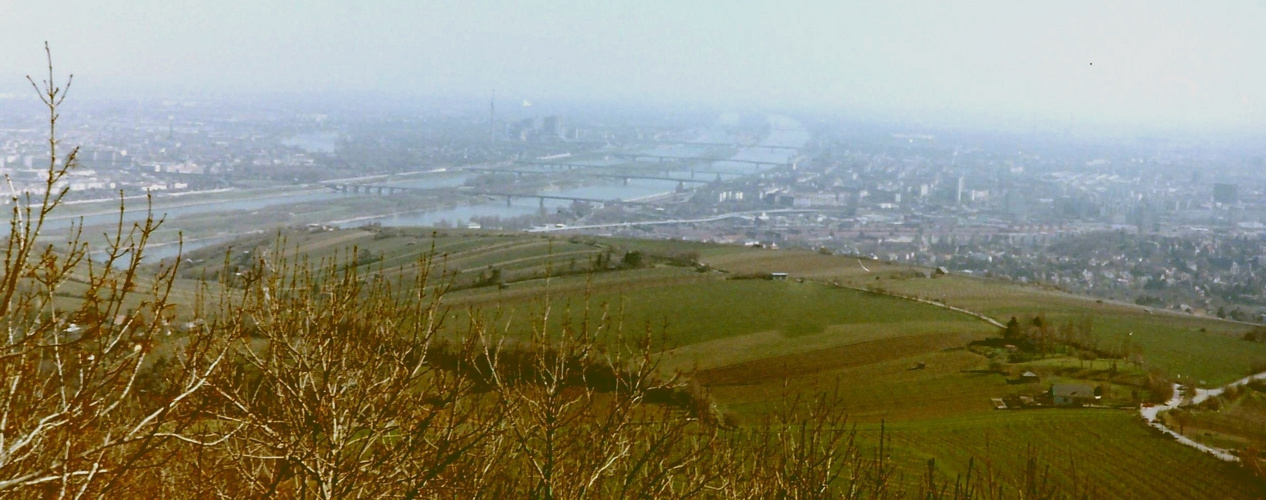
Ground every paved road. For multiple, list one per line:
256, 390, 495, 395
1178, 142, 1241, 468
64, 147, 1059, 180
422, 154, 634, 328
524, 209, 822, 233
1140, 373, 1266, 462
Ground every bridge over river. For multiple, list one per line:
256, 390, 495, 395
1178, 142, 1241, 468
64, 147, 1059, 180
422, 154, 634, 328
325, 183, 657, 207
610, 153, 791, 168
466, 166, 715, 187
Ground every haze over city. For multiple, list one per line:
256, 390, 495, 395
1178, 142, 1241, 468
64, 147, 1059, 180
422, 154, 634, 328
8, 2, 1266, 497
4, 1, 1266, 133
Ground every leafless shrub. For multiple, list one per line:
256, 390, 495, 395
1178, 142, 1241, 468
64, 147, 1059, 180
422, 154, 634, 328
0, 46, 1104, 499
916, 446, 1099, 500
0, 44, 228, 498
194, 247, 503, 498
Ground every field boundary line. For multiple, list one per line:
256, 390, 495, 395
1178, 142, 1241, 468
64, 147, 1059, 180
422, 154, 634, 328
819, 279, 1005, 330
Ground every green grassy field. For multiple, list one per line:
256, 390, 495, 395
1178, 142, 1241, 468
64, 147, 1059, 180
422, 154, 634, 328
700, 249, 1266, 387
875, 276, 1266, 386
865, 410, 1263, 499
597, 279, 987, 345
153, 228, 1266, 497
1169, 384, 1266, 453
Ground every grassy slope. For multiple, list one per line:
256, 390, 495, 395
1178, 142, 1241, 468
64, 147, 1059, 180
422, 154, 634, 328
155, 230, 1266, 498
866, 411, 1263, 499
702, 248, 1266, 386
1171, 386, 1266, 453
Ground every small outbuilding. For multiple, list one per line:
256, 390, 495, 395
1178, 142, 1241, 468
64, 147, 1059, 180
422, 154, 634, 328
1050, 383, 1098, 406
1019, 371, 1040, 382
770, 272, 789, 281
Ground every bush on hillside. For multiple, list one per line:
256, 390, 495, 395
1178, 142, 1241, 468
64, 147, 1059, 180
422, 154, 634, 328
0, 47, 1113, 499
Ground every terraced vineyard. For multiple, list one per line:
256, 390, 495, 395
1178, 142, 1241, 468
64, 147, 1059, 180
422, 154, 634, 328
869, 411, 1261, 498
163, 227, 1266, 498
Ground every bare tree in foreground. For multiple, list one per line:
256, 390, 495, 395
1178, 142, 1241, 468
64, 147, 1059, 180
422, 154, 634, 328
0, 44, 228, 498
196, 247, 505, 498
0, 45, 1114, 499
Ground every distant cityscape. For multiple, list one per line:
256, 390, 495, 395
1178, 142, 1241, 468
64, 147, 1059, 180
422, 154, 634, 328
2, 94, 1265, 320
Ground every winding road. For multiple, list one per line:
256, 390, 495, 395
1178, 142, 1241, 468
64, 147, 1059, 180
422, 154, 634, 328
1140, 372, 1266, 462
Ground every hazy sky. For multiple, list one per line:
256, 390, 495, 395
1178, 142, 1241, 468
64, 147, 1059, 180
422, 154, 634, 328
3, 1, 1265, 131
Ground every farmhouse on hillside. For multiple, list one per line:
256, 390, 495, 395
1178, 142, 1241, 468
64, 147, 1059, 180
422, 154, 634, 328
1050, 383, 1097, 406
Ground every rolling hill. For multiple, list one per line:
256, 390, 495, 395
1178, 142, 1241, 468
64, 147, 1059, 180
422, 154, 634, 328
160, 224, 1266, 498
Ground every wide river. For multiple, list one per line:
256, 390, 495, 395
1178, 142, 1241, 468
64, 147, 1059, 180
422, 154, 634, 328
60, 114, 809, 258
345, 114, 810, 228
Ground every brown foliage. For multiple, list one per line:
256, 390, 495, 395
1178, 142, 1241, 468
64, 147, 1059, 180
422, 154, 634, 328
0, 44, 230, 497
0, 47, 1107, 499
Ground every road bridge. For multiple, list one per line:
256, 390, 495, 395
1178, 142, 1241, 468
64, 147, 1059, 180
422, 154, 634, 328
326, 183, 420, 195
612, 153, 790, 167
466, 167, 712, 187
469, 191, 655, 208
328, 183, 658, 207
511, 161, 610, 170
631, 141, 800, 151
